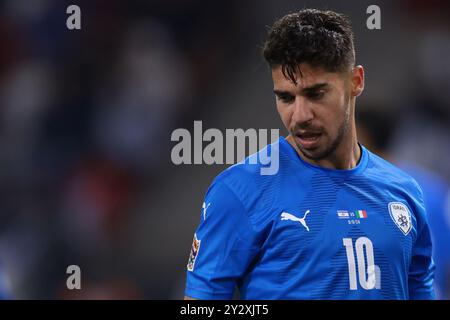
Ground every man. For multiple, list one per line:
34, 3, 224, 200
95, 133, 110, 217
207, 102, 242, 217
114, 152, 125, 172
184, 9, 435, 299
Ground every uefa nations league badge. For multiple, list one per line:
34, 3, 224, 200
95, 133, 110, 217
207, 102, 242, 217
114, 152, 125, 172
388, 202, 412, 236
187, 233, 201, 271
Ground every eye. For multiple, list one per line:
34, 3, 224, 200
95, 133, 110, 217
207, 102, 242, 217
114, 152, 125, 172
277, 94, 295, 104
306, 91, 325, 100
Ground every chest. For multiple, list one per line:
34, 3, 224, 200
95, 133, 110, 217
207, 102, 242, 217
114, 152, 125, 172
259, 180, 417, 276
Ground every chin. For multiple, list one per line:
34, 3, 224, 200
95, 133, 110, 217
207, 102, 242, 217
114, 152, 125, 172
299, 145, 331, 161
301, 150, 324, 161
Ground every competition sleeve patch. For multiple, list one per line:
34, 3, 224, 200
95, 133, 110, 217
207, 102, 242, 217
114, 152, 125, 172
187, 233, 201, 271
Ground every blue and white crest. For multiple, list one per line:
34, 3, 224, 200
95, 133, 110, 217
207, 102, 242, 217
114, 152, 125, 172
388, 202, 412, 236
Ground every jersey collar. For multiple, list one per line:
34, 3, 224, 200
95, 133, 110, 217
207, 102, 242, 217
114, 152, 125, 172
280, 136, 369, 176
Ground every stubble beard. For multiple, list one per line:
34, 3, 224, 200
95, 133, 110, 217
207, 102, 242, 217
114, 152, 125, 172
296, 106, 351, 161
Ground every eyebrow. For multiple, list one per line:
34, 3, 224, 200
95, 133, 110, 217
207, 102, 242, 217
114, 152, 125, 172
273, 83, 329, 96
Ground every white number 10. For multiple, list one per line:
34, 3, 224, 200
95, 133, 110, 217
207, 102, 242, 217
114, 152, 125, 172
343, 237, 380, 290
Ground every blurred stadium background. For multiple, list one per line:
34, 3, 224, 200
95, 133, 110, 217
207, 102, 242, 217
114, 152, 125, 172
0, 0, 448, 299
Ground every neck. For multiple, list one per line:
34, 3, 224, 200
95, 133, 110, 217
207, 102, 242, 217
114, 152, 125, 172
287, 120, 361, 170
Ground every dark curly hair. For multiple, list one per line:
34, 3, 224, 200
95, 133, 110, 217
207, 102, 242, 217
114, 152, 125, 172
263, 9, 355, 84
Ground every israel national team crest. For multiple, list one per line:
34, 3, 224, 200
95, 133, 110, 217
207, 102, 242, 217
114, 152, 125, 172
388, 202, 412, 236
187, 233, 201, 271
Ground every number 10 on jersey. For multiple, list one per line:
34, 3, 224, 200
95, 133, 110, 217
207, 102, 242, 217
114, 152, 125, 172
343, 237, 381, 290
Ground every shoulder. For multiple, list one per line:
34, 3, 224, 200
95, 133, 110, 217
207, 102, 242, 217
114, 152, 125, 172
365, 149, 429, 228
365, 148, 424, 197
208, 140, 282, 213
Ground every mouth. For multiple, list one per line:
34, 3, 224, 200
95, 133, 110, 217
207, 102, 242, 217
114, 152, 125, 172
295, 131, 322, 149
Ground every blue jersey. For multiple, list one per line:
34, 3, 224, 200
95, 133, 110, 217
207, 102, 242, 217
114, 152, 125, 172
185, 137, 435, 300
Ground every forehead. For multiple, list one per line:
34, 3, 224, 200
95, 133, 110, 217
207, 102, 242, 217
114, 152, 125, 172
271, 63, 343, 91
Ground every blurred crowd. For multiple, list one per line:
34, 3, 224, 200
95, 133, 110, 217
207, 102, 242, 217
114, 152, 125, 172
0, 0, 448, 299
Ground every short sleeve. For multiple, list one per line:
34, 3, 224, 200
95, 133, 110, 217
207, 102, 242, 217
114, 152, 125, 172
185, 180, 260, 299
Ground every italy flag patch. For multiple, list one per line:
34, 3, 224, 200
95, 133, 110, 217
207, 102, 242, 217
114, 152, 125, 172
354, 210, 368, 219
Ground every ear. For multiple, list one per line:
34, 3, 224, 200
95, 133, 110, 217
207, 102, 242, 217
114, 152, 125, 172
351, 65, 365, 97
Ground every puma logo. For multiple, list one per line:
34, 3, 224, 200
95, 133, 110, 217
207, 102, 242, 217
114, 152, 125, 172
281, 210, 311, 232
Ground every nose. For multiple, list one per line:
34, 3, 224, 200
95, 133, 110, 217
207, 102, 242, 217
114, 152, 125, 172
291, 97, 314, 125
